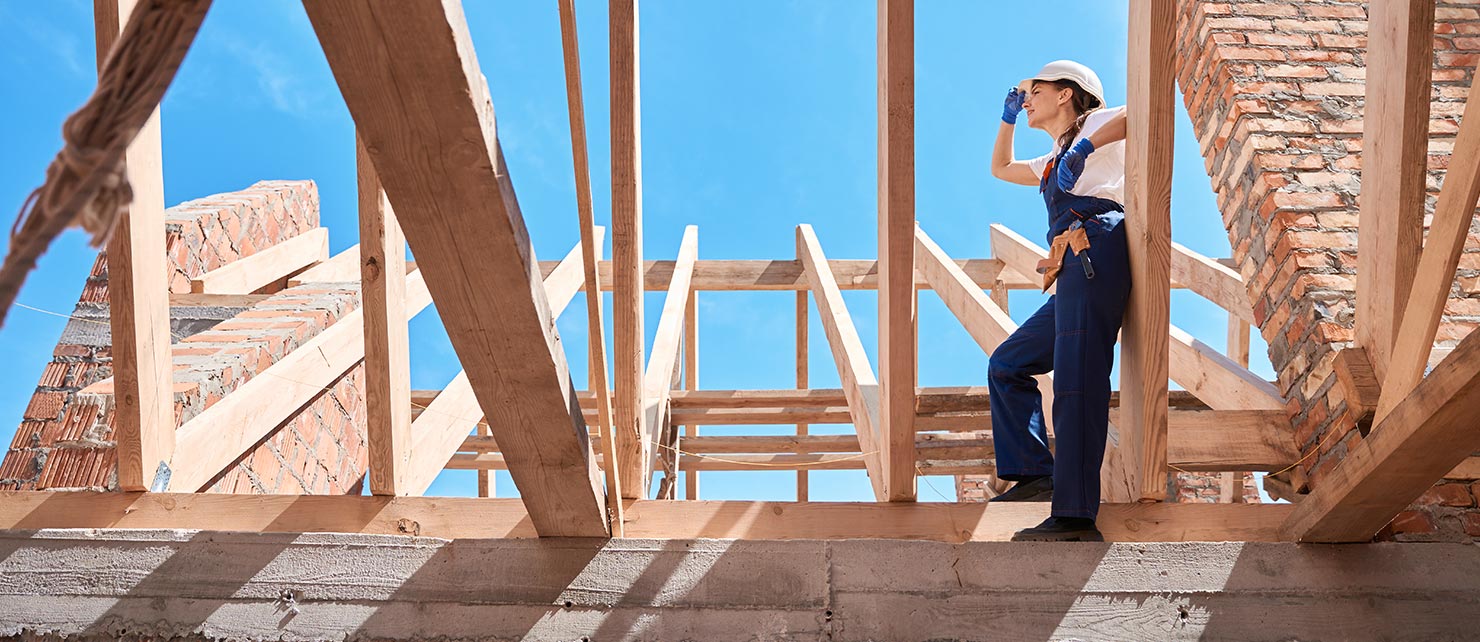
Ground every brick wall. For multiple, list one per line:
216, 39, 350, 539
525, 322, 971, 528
1180, 0, 1480, 540
0, 181, 370, 494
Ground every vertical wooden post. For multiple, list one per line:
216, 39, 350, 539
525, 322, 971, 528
96, 0, 173, 491
1120, 0, 1175, 502
476, 421, 496, 498
796, 290, 809, 502
358, 135, 413, 496
683, 293, 698, 500
610, 0, 647, 500
1356, 0, 1434, 379
877, 0, 916, 502
560, 0, 623, 532
989, 277, 1009, 315
1223, 312, 1250, 503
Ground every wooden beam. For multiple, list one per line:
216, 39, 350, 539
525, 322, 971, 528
989, 224, 1054, 292
1169, 325, 1284, 411
96, 0, 172, 491
670, 406, 856, 426
166, 268, 430, 493
683, 289, 699, 501
1376, 64, 1480, 424
877, 0, 916, 502
1172, 242, 1255, 324
544, 230, 606, 319
1282, 326, 1480, 542
609, 0, 646, 505
476, 420, 496, 498
557, 0, 622, 532
0, 491, 1295, 543
189, 227, 329, 294
684, 435, 861, 454
1227, 312, 1251, 367
403, 252, 614, 497
1356, 0, 1434, 379
639, 226, 698, 496
358, 135, 412, 496
1122, 0, 1176, 502
796, 289, 809, 501
305, 1, 606, 536
798, 225, 887, 500
543, 258, 1036, 291
288, 244, 360, 286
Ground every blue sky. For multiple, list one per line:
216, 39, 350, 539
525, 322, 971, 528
0, 1, 1273, 501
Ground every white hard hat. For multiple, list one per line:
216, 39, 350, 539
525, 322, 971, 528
1018, 60, 1105, 109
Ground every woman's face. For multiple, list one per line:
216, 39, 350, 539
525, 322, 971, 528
1022, 81, 1073, 131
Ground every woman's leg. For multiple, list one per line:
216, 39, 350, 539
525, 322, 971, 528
1049, 222, 1132, 519
988, 298, 1057, 480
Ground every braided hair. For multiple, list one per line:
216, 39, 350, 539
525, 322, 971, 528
1033, 79, 1102, 151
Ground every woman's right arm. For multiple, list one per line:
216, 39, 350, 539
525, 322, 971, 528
991, 88, 1040, 186
991, 121, 1040, 186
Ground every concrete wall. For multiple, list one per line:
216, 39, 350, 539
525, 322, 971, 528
0, 529, 1476, 641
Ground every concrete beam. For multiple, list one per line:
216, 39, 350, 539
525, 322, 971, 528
0, 530, 1477, 641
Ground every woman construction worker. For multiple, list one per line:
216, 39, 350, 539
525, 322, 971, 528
987, 60, 1131, 542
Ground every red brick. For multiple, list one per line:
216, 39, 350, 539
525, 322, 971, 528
1388, 510, 1437, 536
1416, 483, 1475, 508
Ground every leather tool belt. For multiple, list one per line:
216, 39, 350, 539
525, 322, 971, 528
1035, 223, 1094, 292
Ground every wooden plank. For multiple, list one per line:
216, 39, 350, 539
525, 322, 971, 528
544, 229, 606, 319
96, 0, 172, 491
305, 0, 606, 536
167, 268, 431, 493
1172, 242, 1255, 324
639, 226, 698, 496
796, 289, 809, 501
681, 454, 868, 472
189, 227, 329, 294
670, 406, 856, 425
877, 0, 916, 502
989, 224, 1053, 293
557, 0, 621, 529
1116, 409, 1297, 472
684, 435, 862, 454
1169, 325, 1284, 411
1121, 0, 1175, 501
0, 491, 1295, 543
476, 420, 495, 497
609, 0, 646, 504
1356, 0, 1434, 379
288, 244, 360, 286
1334, 347, 1381, 426
1376, 67, 1480, 424
798, 225, 887, 499
542, 258, 1036, 291
683, 289, 699, 500
358, 135, 412, 496
1281, 326, 1480, 542
1227, 312, 1251, 368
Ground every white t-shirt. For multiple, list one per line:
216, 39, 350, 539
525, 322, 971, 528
1026, 105, 1126, 204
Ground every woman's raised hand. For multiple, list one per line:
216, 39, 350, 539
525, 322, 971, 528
1056, 138, 1096, 191
1002, 88, 1026, 125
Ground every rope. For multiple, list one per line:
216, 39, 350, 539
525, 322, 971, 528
0, 0, 211, 330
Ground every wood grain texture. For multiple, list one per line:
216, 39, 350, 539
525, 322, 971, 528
305, 0, 605, 536
796, 289, 809, 501
288, 243, 360, 286
798, 225, 887, 499
358, 136, 411, 496
1376, 62, 1480, 423
543, 231, 605, 320
189, 227, 328, 294
96, 0, 173, 491
1356, 0, 1434, 379
1168, 325, 1284, 411
1171, 242, 1254, 324
1227, 313, 1250, 368
639, 226, 698, 496
169, 268, 430, 493
0, 491, 1294, 542
542, 258, 1035, 291
877, 0, 916, 502
609, 0, 646, 504
1121, 0, 1175, 501
683, 290, 698, 501
1282, 325, 1480, 542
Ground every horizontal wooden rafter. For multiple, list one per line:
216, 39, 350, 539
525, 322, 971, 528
288, 243, 361, 286
0, 491, 1295, 543
190, 228, 329, 294
1171, 242, 1255, 324
540, 258, 1035, 291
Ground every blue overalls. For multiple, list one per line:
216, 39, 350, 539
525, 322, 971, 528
988, 149, 1132, 520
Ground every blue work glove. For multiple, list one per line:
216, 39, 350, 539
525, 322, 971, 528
1002, 87, 1026, 125
1056, 138, 1096, 191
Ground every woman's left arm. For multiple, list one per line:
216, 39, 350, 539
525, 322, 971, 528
1086, 108, 1126, 149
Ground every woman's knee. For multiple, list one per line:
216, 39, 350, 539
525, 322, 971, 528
988, 355, 1029, 381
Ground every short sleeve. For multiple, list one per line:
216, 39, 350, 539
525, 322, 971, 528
1026, 151, 1055, 178
1079, 105, 1127, 140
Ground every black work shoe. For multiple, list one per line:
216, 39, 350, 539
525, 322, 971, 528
990, 475, 1054, 502
1011, 516, 1104, 542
